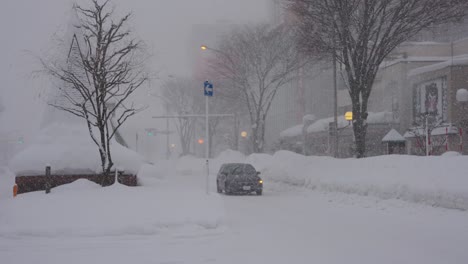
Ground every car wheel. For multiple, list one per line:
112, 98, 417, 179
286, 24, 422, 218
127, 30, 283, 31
256, 189, 262, 196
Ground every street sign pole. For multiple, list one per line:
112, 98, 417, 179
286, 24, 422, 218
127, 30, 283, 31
204, 81, 213, 195
205, 94, 209, 194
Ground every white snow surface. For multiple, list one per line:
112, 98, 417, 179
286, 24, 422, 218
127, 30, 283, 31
250, 151, 468, 210
0, 178, 224, 238
8, 122, 145, 175
1, 150, 468, 263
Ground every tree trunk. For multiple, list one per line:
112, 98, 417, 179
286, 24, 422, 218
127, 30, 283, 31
352, 117, 367, 158
350, 85, 369, 158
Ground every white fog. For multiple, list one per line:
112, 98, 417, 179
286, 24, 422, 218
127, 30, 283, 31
1, 1, 468, 264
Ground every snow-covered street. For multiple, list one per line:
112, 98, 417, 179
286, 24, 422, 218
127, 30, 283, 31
1, 153, 468, 264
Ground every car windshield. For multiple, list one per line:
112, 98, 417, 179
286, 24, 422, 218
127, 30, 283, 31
227, 164, 256, 175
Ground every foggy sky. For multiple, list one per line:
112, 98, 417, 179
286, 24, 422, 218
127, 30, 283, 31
0, 0, 270, 148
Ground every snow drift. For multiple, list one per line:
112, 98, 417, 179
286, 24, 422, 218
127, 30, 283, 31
9, 122, 145, 176
214, 150, 468, 211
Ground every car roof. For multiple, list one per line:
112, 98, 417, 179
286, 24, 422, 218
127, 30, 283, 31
222, 163, 252, 166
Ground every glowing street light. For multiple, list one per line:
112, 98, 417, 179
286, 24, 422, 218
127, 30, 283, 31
198, 138, 205, 145
240, 131, 248, 138
200, 45, 208, 50
345, 112, 353, 121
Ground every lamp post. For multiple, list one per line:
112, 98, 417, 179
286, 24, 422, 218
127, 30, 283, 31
333, 49, 338, 158
456, 88, 468, 153
200, 44, 240, 152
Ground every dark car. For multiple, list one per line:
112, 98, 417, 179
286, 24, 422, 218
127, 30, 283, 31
216, 163, 263, 195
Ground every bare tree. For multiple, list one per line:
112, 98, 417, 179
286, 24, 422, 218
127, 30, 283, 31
208, 24, 308, 153
288, 0, 468, 157
42, 0, 147, 175
162, 77, 237, 158
162, 78, 203, 156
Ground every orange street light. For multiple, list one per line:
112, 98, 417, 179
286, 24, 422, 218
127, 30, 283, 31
198, 138, 204, 144
200, 45, 208, 50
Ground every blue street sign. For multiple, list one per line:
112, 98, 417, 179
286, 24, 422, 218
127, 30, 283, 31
204, 81, 213, 97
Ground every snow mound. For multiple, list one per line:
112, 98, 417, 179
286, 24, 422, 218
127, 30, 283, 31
9, 122, 144, 176
136, 163, 165, 186
52, 179, 101, 193
0, 183, 225, 238
243, 151, 468, 211
441, 151, 462, 157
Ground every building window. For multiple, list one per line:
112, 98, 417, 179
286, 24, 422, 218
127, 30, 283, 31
413, 76, 448, 124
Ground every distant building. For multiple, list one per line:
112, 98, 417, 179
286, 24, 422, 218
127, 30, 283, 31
279, 18, 468, 157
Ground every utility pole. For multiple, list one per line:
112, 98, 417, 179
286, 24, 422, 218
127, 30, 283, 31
333, 50, 338, 158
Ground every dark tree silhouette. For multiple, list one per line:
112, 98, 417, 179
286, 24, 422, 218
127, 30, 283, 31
288, 0, 468, 157
42, 0, 148, 174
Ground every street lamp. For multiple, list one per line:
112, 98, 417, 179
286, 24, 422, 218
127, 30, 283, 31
345, 112, 353, 121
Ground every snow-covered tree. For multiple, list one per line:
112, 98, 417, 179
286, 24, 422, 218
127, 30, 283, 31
42, 0, 148, 175
288, 0, 468, 158
208, 24, 308, 153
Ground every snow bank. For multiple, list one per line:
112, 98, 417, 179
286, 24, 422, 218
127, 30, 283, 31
9, 122, 144, 176
209, 150, 468, 210
0, 180, 225, 238
256, 151, 468, 211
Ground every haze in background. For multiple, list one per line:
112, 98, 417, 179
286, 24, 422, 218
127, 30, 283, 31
0, 0, 270, 160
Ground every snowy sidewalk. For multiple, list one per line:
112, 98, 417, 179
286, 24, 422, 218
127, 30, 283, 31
0, 168, 225, 238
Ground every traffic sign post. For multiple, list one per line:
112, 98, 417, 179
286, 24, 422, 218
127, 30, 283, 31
204, 81, 213, 194
204, 81, 213, 97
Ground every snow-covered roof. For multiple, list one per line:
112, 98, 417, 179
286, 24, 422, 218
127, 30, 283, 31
382, 129, 405, 142
404, 124, 459, 138
307, 116, 349, 133
306, 112, 395, 134
380, 56, 451, 69
280, 112, 396, 136
280, 124, 303, 138
302, 114, 316, 122
403, 41, 448, 46
9, 123, 145, 175
409, 55, 468, 76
